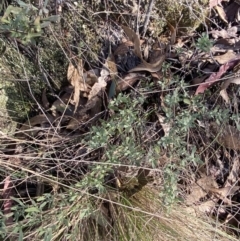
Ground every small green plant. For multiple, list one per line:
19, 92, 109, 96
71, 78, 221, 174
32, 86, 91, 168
196, 32, 213, 52
158, 77, 230, 206
0, 1, 59, 44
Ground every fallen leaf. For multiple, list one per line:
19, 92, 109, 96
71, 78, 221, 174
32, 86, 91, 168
211, 27, 238, 39
215, 5, 228, 23
195, 58, 240, 95
122, 25, 142, 60
17, 114, 55, 138
128, 54, 165, 73
167, 22, 176, 45
122, 26, 166, 73
50, 92, 75, 116
83, 70, 99, 86
156, 113, 171, 137
67, 59, 90, 112
210, 122, 240, 150
197, 200, 216, 214
209, 0, 224, 9
214, 50, 236, 64
209, 186, 239, 204
186, 175, 218, 205
224, 156, 240, 187
219, 88, 230, 103
106, 54, 118, 78
88, 78, 107, 100
114, 40, 133, 56
117, 73, 145, 92
143, 43, 149, 60
220, 75, 240, 103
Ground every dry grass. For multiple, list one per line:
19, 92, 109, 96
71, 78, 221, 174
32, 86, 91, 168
1, 0, 240, 240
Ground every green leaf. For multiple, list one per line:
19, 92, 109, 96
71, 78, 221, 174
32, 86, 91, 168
25, 207, 39, 213
40, 21, 51, 28
42, 15, 60, 23
17, 0, 38, 10
36, 196, 45, 202
183, 98, 191, 105
44, 228, 52, 241
11, 197, 24, 206
18, 229, 23, 241
1, 6, 22, 21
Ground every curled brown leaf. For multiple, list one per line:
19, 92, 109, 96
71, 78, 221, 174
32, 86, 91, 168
122, 25, 142, 60
128, 54, 165, 73
67, 60, 90, 112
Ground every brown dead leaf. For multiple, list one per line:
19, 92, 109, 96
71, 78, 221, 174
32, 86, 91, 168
210, 122, 240, 150
220, 76, 240, 103
106, 54, 118, 78
224, 156, 240, 187
128, 54, 165, 73
114, 40, 133, 56
67, 60, 90, 112
211, 27, 238, 39
186, 175, 218, 205
195, 58, 240, 95
197, 200, 216, 214
209, 186, 239, 205
66, 114, 88, 130
215, 5, 228, 23
167, 22, 176, 45
214, 50, 236, 64
122, 25, 142, 60
209, 0, 224, 9
50, 92, 75, 116
122, 25, 166, 74
156, 113, 171, 137
143, 44, 149, 60
88, 78, 107, 100
89, 54, 115, 100
117, 73, 145, 92
83, 70, 99, 86
17, 114, 55, 138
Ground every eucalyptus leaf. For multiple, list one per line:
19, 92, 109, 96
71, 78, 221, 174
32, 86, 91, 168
1, 6, 22, 20
17, 0, 38, 10
40, 21, 51, 28
25, 207, 39, 213
42, 15, 60, 23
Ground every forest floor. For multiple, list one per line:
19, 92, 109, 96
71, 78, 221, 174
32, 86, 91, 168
1, 0, 240, 240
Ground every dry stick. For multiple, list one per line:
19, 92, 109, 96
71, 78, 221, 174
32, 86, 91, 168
142, 0, 155, 37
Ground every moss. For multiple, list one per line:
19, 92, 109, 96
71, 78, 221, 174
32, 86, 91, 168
154, 0, 209, 35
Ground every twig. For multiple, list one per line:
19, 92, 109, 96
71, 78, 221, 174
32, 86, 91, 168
142, 0, 155, 37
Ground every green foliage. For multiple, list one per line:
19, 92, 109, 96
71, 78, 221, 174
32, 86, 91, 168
0, 1, 59, 44
81, 94, 148, 191
158, 77, 230, 206
196, 32, 213, 52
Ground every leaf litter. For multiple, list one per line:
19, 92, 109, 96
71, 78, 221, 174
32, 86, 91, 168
4, 3, 240, 237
